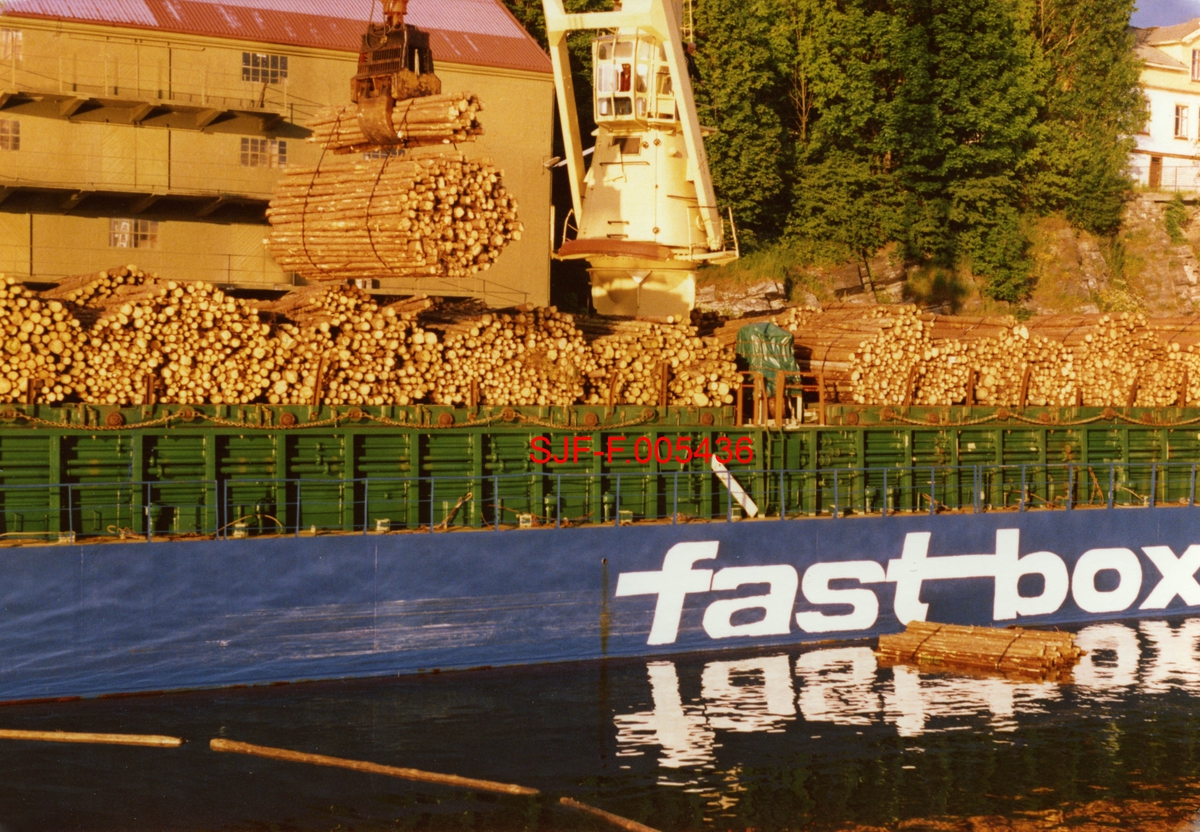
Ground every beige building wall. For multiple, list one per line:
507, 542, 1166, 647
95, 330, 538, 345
0, 18, 553, 305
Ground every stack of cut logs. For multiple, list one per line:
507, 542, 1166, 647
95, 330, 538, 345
772, 304, 1200, 408
254, 285, 441, 406
266, 154, 522, 282
11, 269, 741, 409
877, 621, 1083, 680
577, 318, 740, 407
0, 277, 82, 403
429, 306, 594, 407
53, 267, 275, 406
306, 94, 484, 153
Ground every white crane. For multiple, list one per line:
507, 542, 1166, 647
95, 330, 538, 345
542, 0, 738, 318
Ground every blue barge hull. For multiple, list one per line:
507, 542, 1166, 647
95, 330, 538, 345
5, 505, 1200, 702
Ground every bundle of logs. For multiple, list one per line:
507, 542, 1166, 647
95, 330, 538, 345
49, 267, 278, 406
4, 268, 742, 408
877, 621, 1083, 680
0, 278, 82, 403
429, 306, 592, 407
305, 94, 484, 153
268, 81, 521, 283
266, 154, 522, 282
772, 304, 1200, 408
577, 317, 740, 407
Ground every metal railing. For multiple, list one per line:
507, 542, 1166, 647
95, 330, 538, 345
0, 460, 1193, 544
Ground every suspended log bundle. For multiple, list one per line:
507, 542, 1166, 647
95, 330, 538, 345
305, 94, 484, 153
877, 621, 1083, 681
577, 318, 739, 407
266, 154, 523, 282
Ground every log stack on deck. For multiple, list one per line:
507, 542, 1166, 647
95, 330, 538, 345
877, 621, 1083, 680
64, 270, 275, 406
15, 270, 743, 409
768, 304, 1200, 408
0, 277, 83, 404
577, 317, 740, 407
427, 306, 594, 407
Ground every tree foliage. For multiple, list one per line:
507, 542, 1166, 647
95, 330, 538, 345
502, 0, 1145, 302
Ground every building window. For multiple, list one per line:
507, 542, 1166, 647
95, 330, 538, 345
240, 137, 286, 167
242, 52, 288, 83
0, 119, 18, 151
1176, 105, 1189, 138
0, 29, 22, 62
1193, 50, 1200, 81
109, 219, 159, 249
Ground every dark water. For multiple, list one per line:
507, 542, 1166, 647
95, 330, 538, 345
4, 619, 1200, 831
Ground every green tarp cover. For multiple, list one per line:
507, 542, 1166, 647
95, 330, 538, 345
735, 322, 799, 394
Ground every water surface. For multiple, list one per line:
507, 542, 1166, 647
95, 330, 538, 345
2, 619, 1200, 830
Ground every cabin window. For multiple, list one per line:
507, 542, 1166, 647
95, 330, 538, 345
0, 119, 18, 151
615, 136, 641, 155
241, 137, 287, 167
0, 29, 21, 63
1176, 104, 1189, 138
109, 219, 159, 249
242, 52, 288, 83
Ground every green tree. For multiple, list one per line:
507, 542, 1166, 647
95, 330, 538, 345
1023, 0, 1145, 236
692, 0, 792, 245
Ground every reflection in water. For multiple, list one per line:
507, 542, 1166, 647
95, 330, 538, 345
614, 662, 715, 769
614, 620, 1200, 768
5, 619, 1200, 830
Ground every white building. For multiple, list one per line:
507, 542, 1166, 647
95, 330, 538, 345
1132, 20, 1200, 191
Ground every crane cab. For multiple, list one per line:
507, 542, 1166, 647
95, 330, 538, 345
593, 36, 675, 123
546, 0, 737, 319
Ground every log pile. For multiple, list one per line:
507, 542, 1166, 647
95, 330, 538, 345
877, 621, 1083, 680
427, 306, 593, 407
267, 154, 523, 282
0, 278, 82, 403
577, 318, 739, 407
768, 304, 1200, 408
305, 94, 484, 153
257, 286, 445, 406
68, 277, 274, 406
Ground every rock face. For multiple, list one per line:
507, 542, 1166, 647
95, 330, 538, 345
1122, 195, 1200, 312
695, 279, 789, 316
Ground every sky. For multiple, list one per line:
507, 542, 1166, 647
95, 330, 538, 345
1134, 0, 1200, 27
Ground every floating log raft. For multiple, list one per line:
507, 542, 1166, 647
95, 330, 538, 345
877, 621, 1083, 680
266, 154, 523, 282
305, 93, 484, 153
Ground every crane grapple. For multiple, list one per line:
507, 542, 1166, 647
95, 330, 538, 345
350, 0, 442, 146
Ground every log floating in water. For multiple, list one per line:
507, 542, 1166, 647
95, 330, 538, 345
209, 738, 539, 795
0, 729, 182, 747
877, 621, 1083, 680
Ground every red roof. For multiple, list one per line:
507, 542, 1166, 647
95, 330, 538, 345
0, 0, 552, 74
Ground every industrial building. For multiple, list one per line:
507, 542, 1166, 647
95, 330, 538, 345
0, 0, 554, 306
